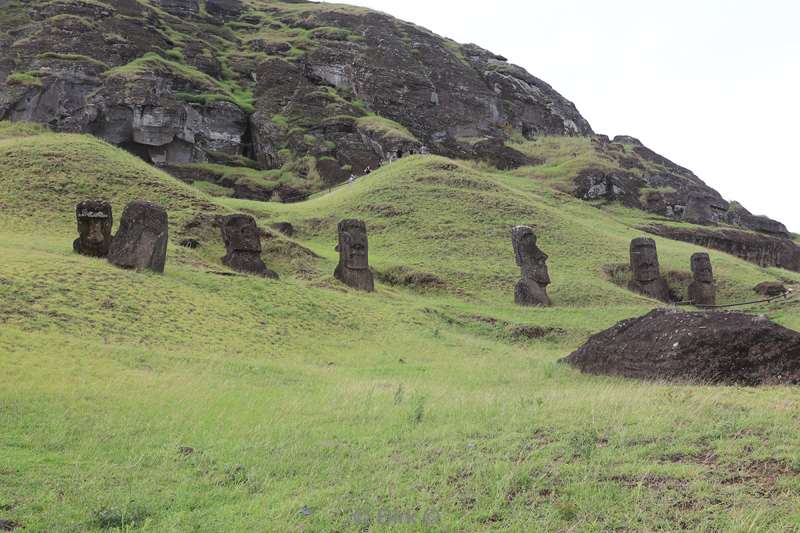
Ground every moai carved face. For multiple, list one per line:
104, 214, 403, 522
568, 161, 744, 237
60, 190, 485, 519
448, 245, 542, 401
630, 237, 660, 282
691, 253, 713, 283
107, 200, 169, 273
222, 215, 261, 253
512, 226, 550, 286
75, 200, 113, 257
337, 219, 369, 270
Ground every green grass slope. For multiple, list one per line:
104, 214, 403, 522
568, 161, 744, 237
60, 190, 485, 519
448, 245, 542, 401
1, 123, 800, 531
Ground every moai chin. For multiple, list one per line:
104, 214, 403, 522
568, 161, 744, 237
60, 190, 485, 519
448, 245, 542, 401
73, 199, 112, 257
627, 237, 671, 302
334, 219, 374, 292
688, 252, 716, 306
220, 214, 278, 278
512, 225, 551, 306
107, 200, 168, 273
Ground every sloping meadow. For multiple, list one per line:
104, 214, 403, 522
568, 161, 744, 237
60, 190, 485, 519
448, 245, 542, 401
1, 124, 800, 530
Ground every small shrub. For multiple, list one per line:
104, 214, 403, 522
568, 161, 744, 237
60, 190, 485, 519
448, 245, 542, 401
90, 502, 150, 529
378, 266, 445, 290
271, 114, 289, 128
410, 395, 426, 424
356, 115, 418, 143
5, 72, 43, 87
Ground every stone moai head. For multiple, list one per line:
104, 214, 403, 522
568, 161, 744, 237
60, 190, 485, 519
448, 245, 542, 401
221, 214, 261, 254
336, 219, 369, 271
74, 199, 113, 257
219, 214, 277, 278
691, 252, 713, 283
334, 219, 374, 292
107, 200, 168, 273
630, 237, 660, 283
512, 225, 550, 286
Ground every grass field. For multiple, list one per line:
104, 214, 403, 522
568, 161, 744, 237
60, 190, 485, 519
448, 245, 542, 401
1, 123, 800, 531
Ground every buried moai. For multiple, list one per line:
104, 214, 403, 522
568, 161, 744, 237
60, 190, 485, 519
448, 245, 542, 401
220, 214, 278, 278
628, 237, 671, 302
511, 225, 551, 306
334, 219, 374, 292
688, 252, 716, 306
107, 200, 168, 273
73, 199, 112, 257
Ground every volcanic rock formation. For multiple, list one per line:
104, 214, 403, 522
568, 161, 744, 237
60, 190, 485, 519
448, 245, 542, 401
0, 0, 793, 248
643, 224, 800, 273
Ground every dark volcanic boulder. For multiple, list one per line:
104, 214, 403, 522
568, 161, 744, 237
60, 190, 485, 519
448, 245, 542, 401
269, 222, 295, 237
725, 203, 790, 238
754, 282, 789, 297
107, 200, 168, 273
0, 519, 21, 531
561, 309, 800, 385
473, 140, 537, 170
154, 0, 199, 17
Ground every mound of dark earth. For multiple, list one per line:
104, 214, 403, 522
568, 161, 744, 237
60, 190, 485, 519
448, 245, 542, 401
561, 309, 800, 385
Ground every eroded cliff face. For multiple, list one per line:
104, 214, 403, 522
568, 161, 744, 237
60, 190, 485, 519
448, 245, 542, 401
0, 0, 590, 181
0, 0, 795, 261
643, 225, 800, 272
572, 135, 792, 239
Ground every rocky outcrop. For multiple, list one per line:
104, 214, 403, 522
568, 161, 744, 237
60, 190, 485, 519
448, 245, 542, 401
642, 224, 800, 272
0, 0, 792, 236
574, 135, 789, 236
561, 309, 800, 385
724, 202, 789, 238
154, 0, 199, 17
0, 0, 592, 182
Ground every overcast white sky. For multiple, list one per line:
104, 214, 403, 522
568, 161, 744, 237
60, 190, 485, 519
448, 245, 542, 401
322, 0, 800, 232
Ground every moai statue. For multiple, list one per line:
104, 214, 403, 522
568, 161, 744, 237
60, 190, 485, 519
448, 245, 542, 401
107, 200, 168, 273
628, 237, 671, 302
512, 225, 551, 306
334, 219, 374, 292
220, 214, 278, 278
688, 252, 716, 306
73, 199, 112, 257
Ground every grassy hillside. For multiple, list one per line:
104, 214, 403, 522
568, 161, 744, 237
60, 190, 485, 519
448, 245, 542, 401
2, 123, 800, 531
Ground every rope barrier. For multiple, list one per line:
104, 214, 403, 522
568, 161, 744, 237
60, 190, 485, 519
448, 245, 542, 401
675, 289, 797, 309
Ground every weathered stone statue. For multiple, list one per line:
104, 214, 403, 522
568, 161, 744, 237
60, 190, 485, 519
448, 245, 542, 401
107, 200, 168, 273
688, 252, 716, 305
220, 214, 278, 278
628, 237, 671, 302
512, 225, 551, 306
334, 219, 374, 292
73, 200, 112, 257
